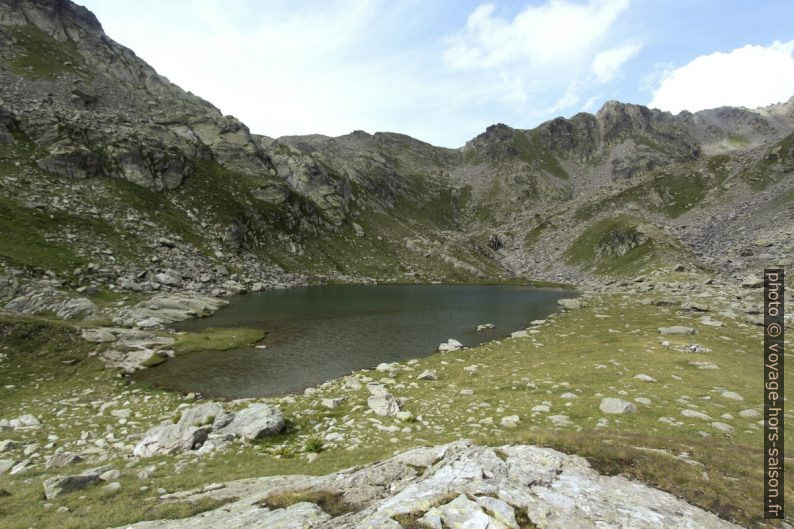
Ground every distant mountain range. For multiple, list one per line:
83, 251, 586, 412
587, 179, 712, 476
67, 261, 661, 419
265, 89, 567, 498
1, 0, 792, 296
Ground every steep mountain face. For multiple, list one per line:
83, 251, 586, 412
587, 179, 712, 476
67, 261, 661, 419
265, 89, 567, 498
1, 0, 793, 307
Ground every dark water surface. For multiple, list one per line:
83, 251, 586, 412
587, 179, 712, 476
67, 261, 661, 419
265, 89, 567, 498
136, 284, 571, 398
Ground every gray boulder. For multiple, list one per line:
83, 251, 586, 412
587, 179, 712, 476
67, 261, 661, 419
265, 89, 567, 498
658, 326, 697, 335
178, 402, 224, 428
45, 451, 83, 469
216, 403, 284, 440
367, 393, 401, 417
557, 298, 582, 310
9, 414, 40, 429
599, 398, 637, 415
43, 468, 104, 499
133, 423, 210, 458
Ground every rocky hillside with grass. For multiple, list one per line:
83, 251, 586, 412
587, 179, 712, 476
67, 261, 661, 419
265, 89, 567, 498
1, 0, 793, 317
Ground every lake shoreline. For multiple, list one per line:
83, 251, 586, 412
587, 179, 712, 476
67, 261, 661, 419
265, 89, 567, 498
134, 283, 576, 399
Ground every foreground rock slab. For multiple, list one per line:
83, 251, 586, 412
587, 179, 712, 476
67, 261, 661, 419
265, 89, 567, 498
111, 441, 741, 529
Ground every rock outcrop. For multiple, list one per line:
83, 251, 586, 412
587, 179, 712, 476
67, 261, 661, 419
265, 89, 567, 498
112, 440, 742, 529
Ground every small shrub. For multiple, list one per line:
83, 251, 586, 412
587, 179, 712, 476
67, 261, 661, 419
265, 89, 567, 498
304, 436, 324, 453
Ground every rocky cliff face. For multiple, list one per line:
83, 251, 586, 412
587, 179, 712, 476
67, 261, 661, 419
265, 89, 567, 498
0, 0, 792, 308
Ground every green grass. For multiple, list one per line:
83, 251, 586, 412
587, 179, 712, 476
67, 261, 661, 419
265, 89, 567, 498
7, 25, 86, 80
742, 132, 794, 190
0, 277, 790, 528
574, 169, 715, 221
173, 327, 266, 355
523, 219, 554, 247
564, 215, 684, 276
261, 489, 355, 516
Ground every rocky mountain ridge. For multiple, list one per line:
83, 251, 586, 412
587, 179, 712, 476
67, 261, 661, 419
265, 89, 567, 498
0, 0, 792, 316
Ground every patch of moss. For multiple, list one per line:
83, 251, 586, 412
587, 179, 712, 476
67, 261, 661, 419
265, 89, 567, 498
262, 489, 356, 517
141, 354, 167, 368
173, 327, 266, 355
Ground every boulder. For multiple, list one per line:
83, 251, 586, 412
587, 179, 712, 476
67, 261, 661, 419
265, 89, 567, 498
178, 402, 224, 428
599, 398, 637, 415
43, 468, 103, 499
9, 414, 40, 429
681, 409, 711, 420
681, 301, 709, 312
367, 393, 401, 417
0, 459, 14, 474
720, 391, 744, 401
81, 328, 118, 343
500, 415, 520, 429
658, 326, 696, 335
417, 370, 438, 381
0, 440, 20, 452
438, 339, 463, 352
216, 403, 284, 440
321, 398, 345, 409
133, 423, 210, 458
45, 452, 83, 469
113, 294, 228, 328
557, 298, 581, 310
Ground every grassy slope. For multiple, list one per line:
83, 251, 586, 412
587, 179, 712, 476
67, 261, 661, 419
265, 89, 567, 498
6, 25, 88, 80
564, 215, 689, 276
0, 270, 790, 528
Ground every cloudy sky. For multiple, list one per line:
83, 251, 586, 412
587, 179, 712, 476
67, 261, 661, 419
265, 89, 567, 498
79, 0, 794, 147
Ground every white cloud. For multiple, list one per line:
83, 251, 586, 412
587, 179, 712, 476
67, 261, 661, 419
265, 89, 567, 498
81, 0, 639, 147
649, 41, 794, 113
591, 42, 642, 82
443, 0, 631, 70
440, 0, 637, 118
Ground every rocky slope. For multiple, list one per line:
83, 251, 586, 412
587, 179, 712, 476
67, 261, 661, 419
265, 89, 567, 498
1, 0, 793, 320
0, 2, 793, 528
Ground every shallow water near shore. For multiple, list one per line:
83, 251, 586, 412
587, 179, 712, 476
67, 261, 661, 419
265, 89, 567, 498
136, 284, 571, 398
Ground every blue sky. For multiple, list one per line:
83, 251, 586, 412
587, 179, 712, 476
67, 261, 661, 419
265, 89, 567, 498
79, 0, 794, 147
